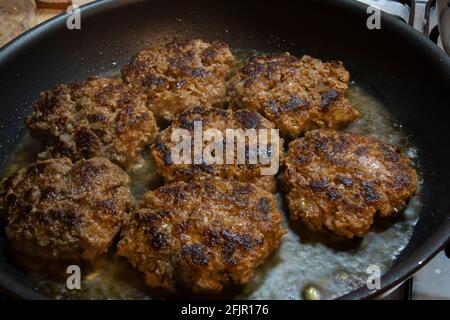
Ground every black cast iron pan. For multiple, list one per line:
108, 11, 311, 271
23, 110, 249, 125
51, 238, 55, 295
0, 0, 449, 300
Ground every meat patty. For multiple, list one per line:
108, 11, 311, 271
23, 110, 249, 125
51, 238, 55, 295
122, 39, 236, 121
283, 129, 418, 238
118, 179, 286, 292
26, 77, 158, 169
227, 53, 360, 138
151, 106, 282, 192
0, 157, 131, 260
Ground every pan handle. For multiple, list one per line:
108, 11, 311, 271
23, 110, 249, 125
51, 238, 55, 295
395, 0, 416, 26
404, 0, 416, 27
424, 0, 450, 54
437, 0, 450, 54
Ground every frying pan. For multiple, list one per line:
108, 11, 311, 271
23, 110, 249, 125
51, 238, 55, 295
0, 0, 449, 300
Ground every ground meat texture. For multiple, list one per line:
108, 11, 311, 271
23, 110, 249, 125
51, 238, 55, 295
0, 157, 131, 260
26, 77, 158, 169
121, 39, 236, 121
117, 179, 286, 292
151, 106, 282, 192
227, 53, 360, 138
283, 129, 418, 238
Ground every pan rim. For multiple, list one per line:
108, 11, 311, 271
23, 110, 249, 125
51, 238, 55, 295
0, 0, 449, 300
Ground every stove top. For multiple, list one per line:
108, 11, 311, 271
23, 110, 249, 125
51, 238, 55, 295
357, 0, 450, 300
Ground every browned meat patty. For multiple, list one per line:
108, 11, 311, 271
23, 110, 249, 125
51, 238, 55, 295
26, 77, 158, 169
151, 106, 282, 192
227, 53, 360, 138
118, 179, 286, 292
0, 157, 131, 260
122, 39, 236, 121
283, 129, 418, 238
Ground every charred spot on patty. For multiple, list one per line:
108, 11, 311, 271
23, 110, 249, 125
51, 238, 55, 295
256, 197, 271, 215
182, 243, 209, 265
320, 89, 340, 110
283, 96, 310, 112
234, 110, 261, 129
75, 129, 100, 159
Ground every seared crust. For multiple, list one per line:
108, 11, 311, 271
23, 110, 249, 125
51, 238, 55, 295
118, 179, 286, 292
283, 129, 418, 238
122, 39, 236, 121
227, 53, 360, 138
26, 77, 158, 168
0, 157, 131, 260
151, 106, 282, 192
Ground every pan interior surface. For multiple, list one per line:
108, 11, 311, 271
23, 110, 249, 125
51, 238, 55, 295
0, 0, 449, 299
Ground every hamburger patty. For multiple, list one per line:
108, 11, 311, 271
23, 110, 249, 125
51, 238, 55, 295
118, 179, 286, 292
26, 77, 158, 169
283, 129, 418, 238
151, 106, 282, 192
227, 53, 360, 138
0, 157, 131, 260
122, 39, 236, 121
